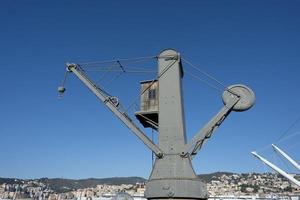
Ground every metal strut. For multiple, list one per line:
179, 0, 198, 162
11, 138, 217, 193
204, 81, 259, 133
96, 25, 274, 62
182, 83, 255, 158
182, 95, 240, 158
66, 63, 164, 158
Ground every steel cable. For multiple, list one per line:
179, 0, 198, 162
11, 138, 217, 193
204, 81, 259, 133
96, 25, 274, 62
276, 116, 300, 143
78, 55, 157, 66
123, 59, 177, 113
182, 57, 227, 90
182, 57, 240, 97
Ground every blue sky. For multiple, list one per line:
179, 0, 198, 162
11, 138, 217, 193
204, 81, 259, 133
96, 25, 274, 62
1, 0, 300, 179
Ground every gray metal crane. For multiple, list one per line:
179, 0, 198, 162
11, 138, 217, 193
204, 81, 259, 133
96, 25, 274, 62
59, 49, 255, 200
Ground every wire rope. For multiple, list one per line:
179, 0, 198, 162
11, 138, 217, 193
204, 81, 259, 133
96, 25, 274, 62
284, 139, 300, 151
274, 148, 294, 173
255, 144, 272, 153
276, 115, 300, 143
124, 59, 177, 113
182, 57, 240, 97
94, 65, 115, 85
278, 131, 300, 143
151, 128, 155, 166
82, 69, 156, 73
136, 113, 158, 128
182, 57, 227, 89
104, 71, 123, 88
61, 71, 68, 87
184, 69, 223, 92
78, 55, 157, 66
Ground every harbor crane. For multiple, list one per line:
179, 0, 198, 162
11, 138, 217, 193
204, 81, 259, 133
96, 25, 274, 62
59, 49, 255, 200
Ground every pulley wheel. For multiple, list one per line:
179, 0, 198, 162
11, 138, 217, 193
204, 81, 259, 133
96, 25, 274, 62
222, 84, 255, 112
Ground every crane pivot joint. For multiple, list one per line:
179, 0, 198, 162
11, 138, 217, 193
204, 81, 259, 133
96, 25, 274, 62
66, 63, 77, 71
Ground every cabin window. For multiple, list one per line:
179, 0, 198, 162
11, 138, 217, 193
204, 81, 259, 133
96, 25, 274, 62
148, 89, 156, 100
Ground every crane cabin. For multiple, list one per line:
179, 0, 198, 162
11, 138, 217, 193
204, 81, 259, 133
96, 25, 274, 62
135, 80, 158, 129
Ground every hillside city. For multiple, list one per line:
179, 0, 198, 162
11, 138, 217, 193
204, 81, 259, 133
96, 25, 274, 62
0, 173, 299, 200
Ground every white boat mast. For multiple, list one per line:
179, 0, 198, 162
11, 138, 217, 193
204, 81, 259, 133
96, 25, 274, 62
251, 151, 300, 187
272, 144, 300, 171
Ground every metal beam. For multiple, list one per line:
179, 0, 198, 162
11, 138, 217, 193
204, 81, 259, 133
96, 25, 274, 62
183, 95, 240, 157
251, 151, 300, 187
272, 144, 300, 171
67, 63, 164, 158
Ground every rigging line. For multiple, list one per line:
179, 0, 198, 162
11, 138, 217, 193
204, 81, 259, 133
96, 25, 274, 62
272, 150, 278, 171
61, 71, 68, 87
82, 64, 156, 70
276, 115, 300, 143
184, 69, 223, 92
255, 132, 300, 153
80, 59, 156, 69
102, 71, 124, 88
82, 69, 157, 73
136, 113, 158, 128
78, 55, 157, 66
181, 57, 227, 89
124, 79, 156, 113
96, 85, 112, 97
113, 58, 157, 67
277, 131, 300, 144
274, 148, 294, 173
151, 128, 154, 167
157, 60, 177, 79
261, 161, 269, 173
285, 140, 300, 151
95, 60, 126, 87
76, 65, 114, 97
255, 143, 272, 154
124, 60, 177, 113
181, 57, 240, 97
83, 65, 156, 70
58, 71, 69, 99
120, 66, 156, 70
80, 63, 120, 68
94, 65, 115, 85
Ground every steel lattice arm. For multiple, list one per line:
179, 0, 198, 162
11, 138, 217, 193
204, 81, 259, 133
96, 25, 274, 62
66, 63, 164, 158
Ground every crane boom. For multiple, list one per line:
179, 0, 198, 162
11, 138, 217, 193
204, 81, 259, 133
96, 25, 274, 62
272, 144, 300, 171
251, 151, 300, 187
183, 95, 239, 158
66, 63, 163, 158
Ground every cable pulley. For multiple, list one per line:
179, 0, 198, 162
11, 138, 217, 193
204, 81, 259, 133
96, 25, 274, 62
108, 96, 120, 107
222, 84, 255, 112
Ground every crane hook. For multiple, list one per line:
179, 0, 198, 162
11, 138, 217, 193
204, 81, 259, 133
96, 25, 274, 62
58, 69, 69, 98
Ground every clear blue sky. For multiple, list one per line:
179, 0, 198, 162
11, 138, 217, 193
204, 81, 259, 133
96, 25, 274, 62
1, 0, 300, 179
